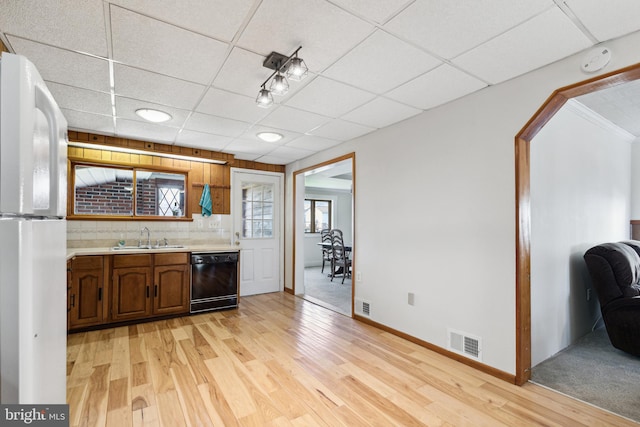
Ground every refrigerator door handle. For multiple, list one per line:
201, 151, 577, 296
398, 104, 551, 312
33, 85, 62, 217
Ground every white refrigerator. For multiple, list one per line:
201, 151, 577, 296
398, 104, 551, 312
0, 53, 68, 404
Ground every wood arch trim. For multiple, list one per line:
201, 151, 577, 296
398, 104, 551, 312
515, 62, 640, 385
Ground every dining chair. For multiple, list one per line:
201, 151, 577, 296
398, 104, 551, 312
331, 230, 351, 284
320, 229, 332, 274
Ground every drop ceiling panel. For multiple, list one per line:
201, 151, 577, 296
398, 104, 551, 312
386, 64, 487, 110
0, 0, 108, 56
384, 0, 553, 59
108, 0, 255, 41
452, 7, 592, 84
175, 130, 232, 151
48, 83, 112, 116
213, 47, 275, 98
309, 119, 375, 140
114, 64, 206, 110
286, 77, 376, 117
222, 138, 279, 156
62, 109, 115, 134
258, 106, 330, 134
329, 0, 413, 24
237, 0, 374, 72
266, 145, 315, 161
184, 112, 250, 137
110, 6, 228, 84
564, 0, 640, 42
4, 1, 640, 166
285, 135, 343, 151
341, 97, 421, 128
7, 37, 111, 92
196, 87, 269, 123
323, 30, 441, 94
115, 97, 191, 127
116, 118, 179, 143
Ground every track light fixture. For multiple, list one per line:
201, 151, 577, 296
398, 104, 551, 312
256, 46, 308, 108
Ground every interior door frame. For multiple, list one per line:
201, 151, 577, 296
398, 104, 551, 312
515, 62, 640, 385
291, 153, 356, 314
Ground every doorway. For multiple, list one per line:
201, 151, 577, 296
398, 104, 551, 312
292, 154, 355, 316
515, 63, 640, 385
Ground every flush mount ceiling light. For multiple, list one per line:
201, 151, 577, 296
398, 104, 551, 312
135, 108, 172, 123
257, 131, 283, 142
256, 46, 308, 108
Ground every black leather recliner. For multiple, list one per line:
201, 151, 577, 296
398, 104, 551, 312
583, 241, 640, 356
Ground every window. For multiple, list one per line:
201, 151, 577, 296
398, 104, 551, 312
70, 162, 188, 220
304, 199, 331, 233
241, 182, 274, 238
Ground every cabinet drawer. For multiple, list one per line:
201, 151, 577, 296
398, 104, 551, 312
155, 252, 189, 266
113, 254, 152, 268
72, 255, 103, 270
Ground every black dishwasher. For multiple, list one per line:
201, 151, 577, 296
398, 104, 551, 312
190, 252, 238, 313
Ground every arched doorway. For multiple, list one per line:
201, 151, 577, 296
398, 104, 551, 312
515, 63, 640, 385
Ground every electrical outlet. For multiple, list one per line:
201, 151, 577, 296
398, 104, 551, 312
197, 219, 203, 229
408, 292, 415, 306
356, 271, 362, 282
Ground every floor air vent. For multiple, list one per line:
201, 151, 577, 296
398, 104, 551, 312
448, 329, 482, 361
355, 299, 371, 317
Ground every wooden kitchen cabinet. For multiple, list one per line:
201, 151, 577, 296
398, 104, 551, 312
111, 254, 153, 322
68, 255, 108, 329
111, 252, 190, 322
153, 253, 190, 316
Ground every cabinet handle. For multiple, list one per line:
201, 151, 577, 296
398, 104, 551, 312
98, 288, 102, 301
154, 285, 158, 297
70, 294, 75, 308
146, 286, 150, 298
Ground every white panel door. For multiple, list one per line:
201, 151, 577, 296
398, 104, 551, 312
231, 169, 283, 296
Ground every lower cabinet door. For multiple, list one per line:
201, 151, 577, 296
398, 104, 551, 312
112, 267, 152, 321
153, 264, 190, 316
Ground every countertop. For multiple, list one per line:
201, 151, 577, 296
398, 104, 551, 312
67, 244, 239, 260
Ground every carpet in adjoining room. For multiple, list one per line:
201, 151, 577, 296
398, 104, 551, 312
300, 266, 351, 316
531, 326, 640, 422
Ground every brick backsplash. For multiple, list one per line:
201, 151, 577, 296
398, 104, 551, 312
66, 214, 231, 248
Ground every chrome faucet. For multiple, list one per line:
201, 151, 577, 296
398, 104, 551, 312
139, 227, 151, 248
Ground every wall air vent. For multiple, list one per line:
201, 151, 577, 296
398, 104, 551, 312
354, 299, 371, 317
448, 328, 482, 361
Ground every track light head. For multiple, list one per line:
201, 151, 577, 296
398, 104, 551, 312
256, 88, 274, 108
286, 57, 308, 81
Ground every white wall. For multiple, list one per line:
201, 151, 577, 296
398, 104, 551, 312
530, 101, 633, 366
284, 30, 640, 375
303, 187, 353, 267
631, 138, 640, 217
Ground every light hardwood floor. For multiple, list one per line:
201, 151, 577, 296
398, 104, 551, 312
67, 292, 637, 426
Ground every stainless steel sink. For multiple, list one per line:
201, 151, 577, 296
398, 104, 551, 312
112, 245, 185, 251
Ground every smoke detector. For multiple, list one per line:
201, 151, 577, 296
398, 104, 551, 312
581, 47, 611, 73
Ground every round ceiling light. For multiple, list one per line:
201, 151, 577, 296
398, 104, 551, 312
135, 108, 172, 123
257, 132, 283, 143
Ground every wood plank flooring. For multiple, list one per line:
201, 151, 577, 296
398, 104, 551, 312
67, 292, 638, 426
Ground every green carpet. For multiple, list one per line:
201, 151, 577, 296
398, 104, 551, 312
531, 326, 640, 422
